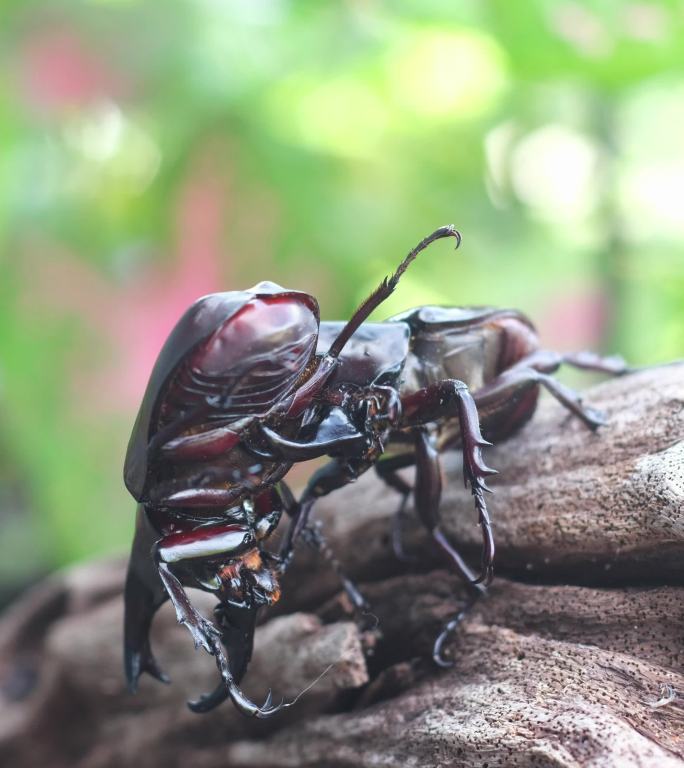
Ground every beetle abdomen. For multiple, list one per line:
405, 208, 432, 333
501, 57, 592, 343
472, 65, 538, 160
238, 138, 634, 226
492, 314, 539, 373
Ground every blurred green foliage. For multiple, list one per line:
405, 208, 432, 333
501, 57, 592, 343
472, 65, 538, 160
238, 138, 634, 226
0, 0, 682, 591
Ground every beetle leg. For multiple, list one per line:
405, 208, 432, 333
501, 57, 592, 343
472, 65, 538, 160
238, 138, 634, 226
273, 477, 371, 615
157, 561, 223, 652
300, 522, 370, 614
476, 366, 607, 431
178, 488, 286, 715
402, 380, 497, 585
412, 427, 492, 586
508, 348, 630, 378
185, 601, 257, 713
432, 592, 481, 669
375, 453, 418, 563
278, 459, 367, 570
374, 433, 487, 666
147, 516, 291, 718
411, 428, 486, 666
492, 347, 630, 430
155, 560, 289, 718
252, 406, 367, 462
561, 350, 630, 376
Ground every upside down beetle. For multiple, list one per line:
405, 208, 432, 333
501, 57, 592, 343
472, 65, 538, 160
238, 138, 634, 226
123, 226, 628, 717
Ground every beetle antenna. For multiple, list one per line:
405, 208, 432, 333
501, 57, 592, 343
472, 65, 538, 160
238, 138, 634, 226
327, 225, 461, 358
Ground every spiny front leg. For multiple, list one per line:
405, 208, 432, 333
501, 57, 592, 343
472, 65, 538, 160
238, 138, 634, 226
156, 562, 287, 718
411, 428, 487, 666
157, 562, 222, 653
402, 380, 497, 585
451, 382, 497, 584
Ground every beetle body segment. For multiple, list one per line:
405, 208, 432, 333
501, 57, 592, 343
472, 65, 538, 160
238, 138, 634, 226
316, 321, 411, 388
390, 306, 541, 443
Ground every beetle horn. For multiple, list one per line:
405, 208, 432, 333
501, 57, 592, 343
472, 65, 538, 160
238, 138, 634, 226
327, 225, 461, 358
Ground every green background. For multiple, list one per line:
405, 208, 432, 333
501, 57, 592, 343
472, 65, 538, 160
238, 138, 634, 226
1, 0, 682, 598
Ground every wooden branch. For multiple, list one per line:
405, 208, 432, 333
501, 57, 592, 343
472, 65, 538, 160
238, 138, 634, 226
276, 362, 684, 615
0, 363, 681, 767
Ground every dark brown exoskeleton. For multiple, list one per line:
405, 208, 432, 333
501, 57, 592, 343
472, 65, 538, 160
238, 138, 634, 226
123, 226, 628, 717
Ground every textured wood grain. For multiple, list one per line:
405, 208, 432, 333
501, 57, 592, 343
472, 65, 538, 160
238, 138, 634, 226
0, 363, 681, 767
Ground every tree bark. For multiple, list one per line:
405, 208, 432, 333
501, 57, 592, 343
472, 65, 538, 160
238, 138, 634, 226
0, 364, 682, 767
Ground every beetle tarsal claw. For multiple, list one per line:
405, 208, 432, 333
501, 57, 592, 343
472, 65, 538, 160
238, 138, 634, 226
125, 643, 171, 692
187, 684, 229, 714
432, 632, 456, 669
186, 685, 290, 718
433, 593, 481, 666
193, 625, 293, 719
585, 407, 608, 429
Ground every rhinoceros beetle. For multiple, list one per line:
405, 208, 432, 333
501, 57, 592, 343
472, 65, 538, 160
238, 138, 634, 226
123, 226, 628, 717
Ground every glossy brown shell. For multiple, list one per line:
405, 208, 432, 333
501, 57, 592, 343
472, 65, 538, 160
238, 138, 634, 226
124, 282, 319, 501
316, 321, 411, 387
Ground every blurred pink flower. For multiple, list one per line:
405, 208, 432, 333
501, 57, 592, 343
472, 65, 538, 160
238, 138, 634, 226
24, 147, 231, 414
539, 288, 608, 352
19, 25, 127, 111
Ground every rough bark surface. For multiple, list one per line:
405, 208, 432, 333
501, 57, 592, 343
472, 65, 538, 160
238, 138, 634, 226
0, 364, 682, 768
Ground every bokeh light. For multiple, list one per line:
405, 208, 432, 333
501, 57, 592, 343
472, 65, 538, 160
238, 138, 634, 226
0, 0, 682, 601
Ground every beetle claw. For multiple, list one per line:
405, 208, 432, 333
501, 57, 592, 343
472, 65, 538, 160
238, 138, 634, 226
125, 643, 171, 693
187, 683, 230, 713
187, 685, 290, 718
433, 629, 455, 669
243, 690, 290, 719
433, 593, 481, 668
433, 617, 460, 669
471, 564, 494, 586
199, 629, 293, 718
584, 407, 607, 430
